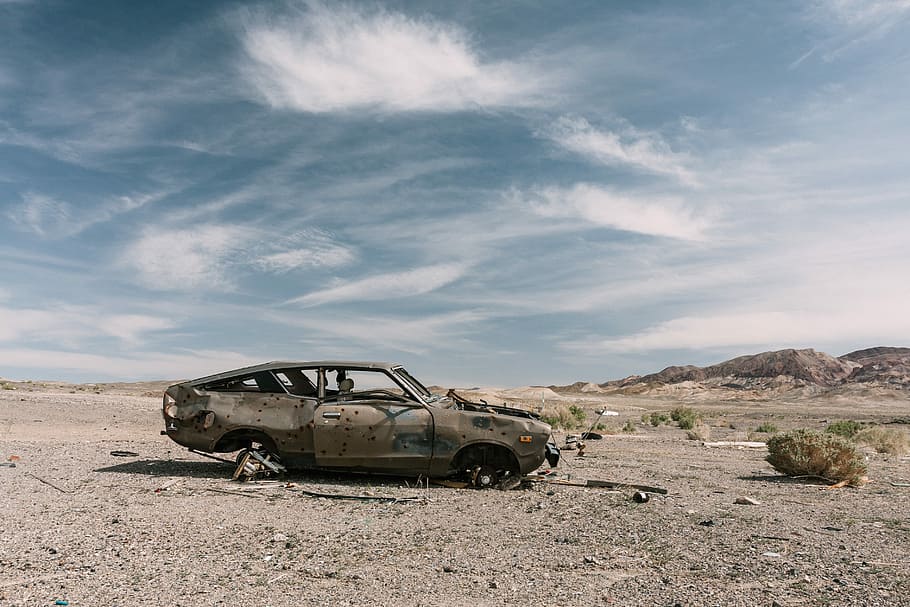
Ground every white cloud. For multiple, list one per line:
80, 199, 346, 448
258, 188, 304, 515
265, 309, 485, 355
0, 305, 174, 345
124, 224, 251, 291
287, 262, 467, 306
254, 229, 356, 273
544, 116, 698, 186
522, 183, 710, 241
0, 347, 257, 381
9, 192, 70, 237
563, 304, 910, 355
823, 0, 910, 26
8, 190, 168, 238
238, 2, 543, 112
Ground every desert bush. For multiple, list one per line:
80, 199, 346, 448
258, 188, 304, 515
766, 429, 867, 485
685, 421, 712, 441
622, 420, 636, 434
568, 405, 587, 425
826, 420, 865, 439
855, 426, 910, 455
0, 382, 14, 390
754, 422, 778, 434
541, 404, 586, 430
648, 412, 670, 427
670, 406, 699, 430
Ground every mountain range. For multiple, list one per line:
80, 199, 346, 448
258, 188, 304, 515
554, 347, 910, 395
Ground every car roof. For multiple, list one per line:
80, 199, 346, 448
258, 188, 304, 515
182, 361, 400, 387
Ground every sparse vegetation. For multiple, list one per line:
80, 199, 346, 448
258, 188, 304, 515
766, 429, 867, 485
670, 406, 699, 430
541, 404, 587, 430
685, 421, 711, 441
622, 420, 636, 433
826, 420, 865, 439
855, 426, 910, 455
754, 422, 778, 434
568, 405, 587, 425
1, 381, 15, 390
646, 412, 670, 427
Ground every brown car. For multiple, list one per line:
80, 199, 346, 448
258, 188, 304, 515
162, 361, 559, 487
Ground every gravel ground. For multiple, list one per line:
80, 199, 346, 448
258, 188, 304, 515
1, 386, 909, 606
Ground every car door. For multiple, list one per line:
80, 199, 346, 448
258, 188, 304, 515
313, 395, 434, 475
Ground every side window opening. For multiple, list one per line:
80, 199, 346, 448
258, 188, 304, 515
274, 369, 317, 397
204, 371, 287, 394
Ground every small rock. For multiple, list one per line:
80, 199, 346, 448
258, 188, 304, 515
273, 533, 288, 542
734, 496, 760, 505
698, 520, 714, 527
632, 491, 649, 503
443, 565, 456, 573
488, 581, 498, 589
762, 552, 781, 558
583, 555, 601, 565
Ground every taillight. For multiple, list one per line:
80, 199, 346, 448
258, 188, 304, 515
163, 392, 177, 418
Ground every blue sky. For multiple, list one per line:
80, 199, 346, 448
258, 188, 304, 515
2, 1, 909, 386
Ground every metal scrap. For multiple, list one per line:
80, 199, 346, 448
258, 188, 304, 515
232, 449, 287, 482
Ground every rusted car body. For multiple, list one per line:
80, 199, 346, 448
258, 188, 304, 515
162, 361, 558, 486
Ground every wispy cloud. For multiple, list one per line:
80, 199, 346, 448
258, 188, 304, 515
543, 116, 698, 186
264, 308, 485, 355
123, 224, 252, 291
0, 347, 257, 381
237, 2, 545, 113
0, 304, 174, 346
519, 183, 710, 241
287, 263, 468, 307
253, 229, 357, 273
8, 190, 169, 238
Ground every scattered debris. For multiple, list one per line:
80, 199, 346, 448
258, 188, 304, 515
0, 462, 15, 468
525, 474, 668, 495
703, 441, 767, 449
109, 450, 139, 457
294, 487, 422, 503
762, 552, 781, 558
24, 472, 71, 494
889, 481, 910, 487
154, 478, 181, 493
188, 449, 236, 465
734, 496, 761, 505
632, 491, 650, 503
8, 455, 20, 462
698, 520, 714, 527
232, 448, 287, 482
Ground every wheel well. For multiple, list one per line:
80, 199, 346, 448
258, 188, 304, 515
452, 443, 520, 476
213, 429, 278, 455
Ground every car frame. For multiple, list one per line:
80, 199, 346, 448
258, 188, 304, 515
162, 361, 559, 487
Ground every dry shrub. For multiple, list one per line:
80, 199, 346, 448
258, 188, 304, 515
855, 426, 910, 455
541, 404, 585, 430
685, 421, 711, 441
766, 429, 867, 485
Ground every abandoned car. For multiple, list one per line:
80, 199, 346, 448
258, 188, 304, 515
162, 361, 559, 487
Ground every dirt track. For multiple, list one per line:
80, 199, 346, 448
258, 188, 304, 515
1, 384, 909, 606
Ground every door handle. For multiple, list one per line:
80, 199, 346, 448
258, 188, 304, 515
322, 411, 341, 419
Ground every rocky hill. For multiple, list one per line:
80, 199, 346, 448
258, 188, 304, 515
553, 346, 910, 396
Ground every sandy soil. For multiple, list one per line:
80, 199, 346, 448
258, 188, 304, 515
1, 382, 909, 606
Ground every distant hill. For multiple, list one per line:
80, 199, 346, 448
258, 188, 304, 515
552, 346, 910, 395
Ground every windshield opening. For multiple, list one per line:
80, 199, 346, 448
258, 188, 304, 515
393, 366, 433, 400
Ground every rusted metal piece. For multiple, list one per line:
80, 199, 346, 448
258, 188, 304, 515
525, 474, 668, 495
162, 361, 559, 487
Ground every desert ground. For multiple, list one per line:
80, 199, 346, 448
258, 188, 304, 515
1, 380, 909, 606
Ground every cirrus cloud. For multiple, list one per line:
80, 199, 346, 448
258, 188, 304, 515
237, 2, 545, 113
